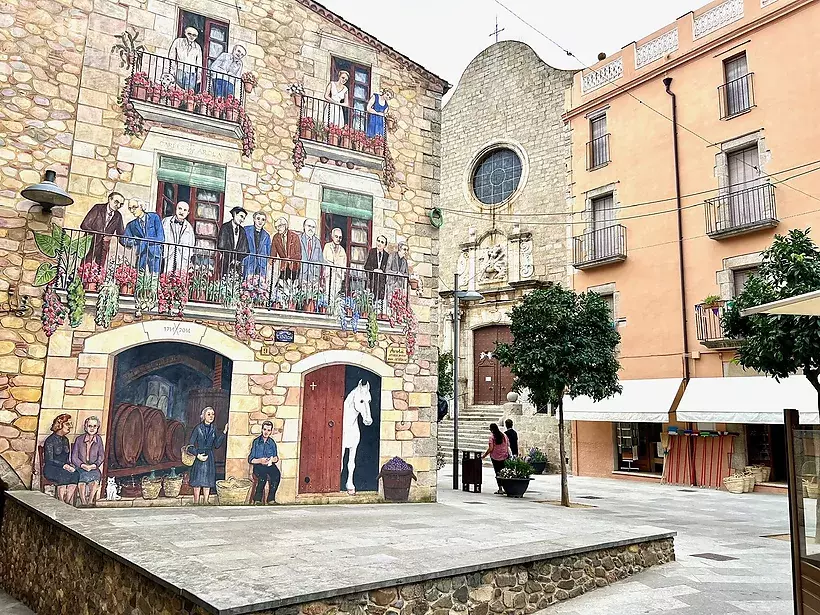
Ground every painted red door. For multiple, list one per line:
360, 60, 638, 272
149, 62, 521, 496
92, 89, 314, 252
299, 365, 345, 494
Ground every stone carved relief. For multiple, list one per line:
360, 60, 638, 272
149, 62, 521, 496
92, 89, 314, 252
581, 58, 623, 94
520, 238, 533, 279
478, 244, 507, 284
635, 29, 679, 69
693, 0, 744, 39
457, 251, 468, 277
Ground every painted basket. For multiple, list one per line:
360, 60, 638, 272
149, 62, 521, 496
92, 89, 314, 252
162, 475, 183, 498
141, 477, 162, 500
181, 445, 196, 467
216, 477, 253, 505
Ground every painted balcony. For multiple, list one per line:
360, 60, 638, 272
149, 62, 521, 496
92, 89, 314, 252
705, 183, 777, 239
695, 301, 741, 349
127, 51, 247, 139
52, 228, 410, 327
572, 224, 627, 269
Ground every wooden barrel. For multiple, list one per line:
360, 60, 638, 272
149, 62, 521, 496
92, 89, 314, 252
164, 419, 185, 462
113, 403, 144, 467
141, 407, 167, 465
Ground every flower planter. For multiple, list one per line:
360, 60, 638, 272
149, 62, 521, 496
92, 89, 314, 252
497, 477, 532, 498
149, 92, 161, 104
327, 134, 340, 147
378, 467, 416, 502
120, 283, 134, 295
341, 135, 351, 149
306, 299, 316, 313
84, 282, 98, 293
291, 93, 302, 107
243, 81, 254, 94
182, 100, 194, 112
132, 85, 148, 101
301, 126, 314, 139
530, 461, 547, 475
409, 279, 420, 291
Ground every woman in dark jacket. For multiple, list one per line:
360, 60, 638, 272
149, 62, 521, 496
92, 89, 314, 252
43, 413, 79, 504
189, 406, 228, 505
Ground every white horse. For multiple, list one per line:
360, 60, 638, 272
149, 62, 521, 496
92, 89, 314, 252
341, 380, 373, 494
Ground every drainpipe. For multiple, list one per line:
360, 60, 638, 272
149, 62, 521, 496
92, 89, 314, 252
665, 76, 695, 486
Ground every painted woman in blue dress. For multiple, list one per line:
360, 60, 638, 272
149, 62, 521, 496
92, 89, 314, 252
366, 89, 394, 138
188, 406, 228, 505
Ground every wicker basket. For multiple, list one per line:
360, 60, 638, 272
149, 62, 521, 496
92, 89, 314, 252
163, 475, 183, 498
216, 477, 252, 505
745, 465, 770, 483
141, 477, 162, 500
723, 475, 745, 494
742, 472, 756, 493
181, 445, 196, 467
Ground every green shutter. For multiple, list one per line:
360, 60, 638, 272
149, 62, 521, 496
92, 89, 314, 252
157, 156, 227, 192
321, 188, 373, 220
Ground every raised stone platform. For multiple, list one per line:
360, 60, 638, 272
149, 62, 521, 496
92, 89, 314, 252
0, 489, 675, 615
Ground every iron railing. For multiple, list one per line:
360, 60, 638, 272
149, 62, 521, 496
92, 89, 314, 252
129, 51, 246, 123
297, 94, 388, 157
572, 224, 627, 268
705, 183, 777, 238
695, 302, 740, 348
54, 228, 409, 322
586, 133, 610, 170
719, 73, 755, 119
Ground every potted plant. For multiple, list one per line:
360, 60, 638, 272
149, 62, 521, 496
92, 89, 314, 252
371, 135, 386, 155
157, 271, 189, 317
197, 92, 214, 116
95, 277, 120, 328
286, 82, 304, 107
703, 294, 723, 315
378, 456, 416, 502
340, 126, 352, 149
114, 262, 137, 295
525, 447, 548, 475
223, 96, 240, 122
66, 275, 85, 328
148, 82, 163, 104
326, 123, 342, 147
241, 71, 257, 94
182, 89, 196, 112
211, 96, 225, 119
130, 72, 150, 101
351, 129, 368, 152
77, 262, 103, 292
167, 85, 184, 109
496, 457, 534, 498
299, 116, 315, 139
189, 265, 209, 302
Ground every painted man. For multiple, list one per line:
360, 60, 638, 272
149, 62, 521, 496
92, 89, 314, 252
121, 200, 164, 275
271, 216, 302, 282
243, 211, 271, 280
385, 241, 410, 301
79, 191, 125, 268
299, 218, 323, 289
210, 44, 246, 99
364, 235, 390, 312
161, 201, 195, 274
217, 206, 249, 276
323, 227, 347, 301
168, 26, 202, 92
247, 420, 280, 505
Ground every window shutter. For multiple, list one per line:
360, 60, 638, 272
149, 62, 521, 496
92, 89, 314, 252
321, 188, 374, 220
157, 156, 227, 192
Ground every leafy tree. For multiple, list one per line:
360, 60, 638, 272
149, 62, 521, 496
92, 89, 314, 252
496, 285, 621, 506
724, 228, 820, 402
437, 350, 454, 398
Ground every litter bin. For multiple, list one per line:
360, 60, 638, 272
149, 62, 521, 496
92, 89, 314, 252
462, 451, 482, 493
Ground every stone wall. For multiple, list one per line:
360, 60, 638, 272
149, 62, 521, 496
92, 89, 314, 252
0, 496, 675, 615
502, 403, 572, 473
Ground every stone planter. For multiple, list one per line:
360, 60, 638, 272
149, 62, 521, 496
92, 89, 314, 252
530, 461, 547, 475
497, 477, 531, 498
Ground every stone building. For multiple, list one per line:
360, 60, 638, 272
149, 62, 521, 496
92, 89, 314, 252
437, 41, 574, 464
0, 0, 448, 506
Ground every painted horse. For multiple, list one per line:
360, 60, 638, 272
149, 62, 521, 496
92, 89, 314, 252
341, 380, 373, 494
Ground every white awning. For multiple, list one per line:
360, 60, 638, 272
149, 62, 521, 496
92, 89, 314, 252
741, 289, 820, 317
676, 377, 820, 424
562, 378, 683, 423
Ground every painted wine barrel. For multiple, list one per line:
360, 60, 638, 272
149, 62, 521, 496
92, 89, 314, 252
113, 403, 144, 467
141, 407, 167, 465
164, 419, 185, 462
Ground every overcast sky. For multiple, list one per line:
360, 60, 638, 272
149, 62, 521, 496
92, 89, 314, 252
319, 0, 704, 95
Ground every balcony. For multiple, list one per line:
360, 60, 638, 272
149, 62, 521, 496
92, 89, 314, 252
586, 134, 610, 170
705, 183, 777, 239
718, 73, 755, 120
296, 94, 388, 170
572, 224, 627, 269
127, 51, 246, 139
695, 301, 741, 349
50, 228, 410, 325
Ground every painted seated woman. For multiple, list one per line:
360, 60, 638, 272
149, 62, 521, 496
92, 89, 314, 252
70, 416, 105, 507
43, 413, 79, 504
189, 406, 228, 505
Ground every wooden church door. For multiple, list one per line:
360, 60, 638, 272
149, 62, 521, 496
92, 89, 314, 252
299, 365, 346, 494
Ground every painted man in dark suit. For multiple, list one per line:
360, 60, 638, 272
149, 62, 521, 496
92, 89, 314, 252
243, 211, 271, 280
79, 192, 125, 267
217, 206, 249, 276
121, 200, 164, 274
299, 218, 323, 288
364, 234, 390, 310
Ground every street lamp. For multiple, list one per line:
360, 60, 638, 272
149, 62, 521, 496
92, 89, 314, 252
452, 272, 483, 490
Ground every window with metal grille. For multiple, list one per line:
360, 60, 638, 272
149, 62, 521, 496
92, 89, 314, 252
471, 148, 522, 206
588, 114, 609, 168
723, 53, 751, 117
178, 10, 230, 72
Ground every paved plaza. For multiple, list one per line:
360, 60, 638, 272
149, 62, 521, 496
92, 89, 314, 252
0, 467, 794, 614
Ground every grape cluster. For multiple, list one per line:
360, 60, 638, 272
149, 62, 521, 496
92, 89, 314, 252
382, 456, 412, 472
41, 284, 67, 337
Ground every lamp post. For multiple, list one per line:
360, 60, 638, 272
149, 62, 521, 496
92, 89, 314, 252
452, 272, 483, 490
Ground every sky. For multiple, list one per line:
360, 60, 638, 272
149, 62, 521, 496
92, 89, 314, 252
318, 0, 705, 98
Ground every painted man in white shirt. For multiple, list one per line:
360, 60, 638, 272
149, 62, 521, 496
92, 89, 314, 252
323, 227, 347, 302
168, 27, 202, 92
210, 44, 246, 99
161, 201, 195, 274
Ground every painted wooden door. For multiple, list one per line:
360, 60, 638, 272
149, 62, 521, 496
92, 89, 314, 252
299, 365, 346, 494
473, 326, 514, 405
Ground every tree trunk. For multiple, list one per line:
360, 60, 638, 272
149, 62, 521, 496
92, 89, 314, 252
558, 397, 570, 507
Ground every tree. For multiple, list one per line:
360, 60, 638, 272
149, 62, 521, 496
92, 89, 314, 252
495, 285, 621, 506
723, 229, 820, 405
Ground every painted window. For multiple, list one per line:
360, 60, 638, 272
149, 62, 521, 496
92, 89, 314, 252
471, 148, 522, 206
155, 156, 227, 255
331, 57, 371, 131
178, 10, 230, 72
723, 53, 750, 116
320, 187, 373, 269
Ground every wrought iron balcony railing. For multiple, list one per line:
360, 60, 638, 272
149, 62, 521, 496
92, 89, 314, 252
718, 73, 755, 120
586, 133, 610, 170
572, 224, 627, 269
297, 94, 388, 159
52, 228, 409, 322
695, 301, 741, 349
705, 183, 777, 239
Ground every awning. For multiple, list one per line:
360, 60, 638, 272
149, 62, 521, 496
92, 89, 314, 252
562, 378, 683, 423
676, 377, 819, 424
741, 289, 820, 316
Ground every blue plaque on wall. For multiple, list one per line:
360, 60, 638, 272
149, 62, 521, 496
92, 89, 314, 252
275, 330, 295, 343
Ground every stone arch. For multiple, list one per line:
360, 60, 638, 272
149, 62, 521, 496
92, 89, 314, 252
290, 349, 395, 380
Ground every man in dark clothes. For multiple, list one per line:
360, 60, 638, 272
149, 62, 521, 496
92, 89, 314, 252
505, 419, 519, 457
217, 206, 249, 275
79, 191, 125, 267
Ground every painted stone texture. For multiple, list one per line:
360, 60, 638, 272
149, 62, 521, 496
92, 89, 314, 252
0, 0, 446, 499
0, 497, 675, 615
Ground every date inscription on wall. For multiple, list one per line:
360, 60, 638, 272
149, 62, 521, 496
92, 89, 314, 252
163, 323, 192, 336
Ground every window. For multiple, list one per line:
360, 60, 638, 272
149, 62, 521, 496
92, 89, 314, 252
155, 156, 226, 257
615, 422, 663, 474
600, 293, 615, 323
331, 57, 371, 131
726, 146, 763, 227
588, 113, 609, 169
178, 10, 230, 72
733, 267, 758, 296
723, 53, 751, 117
471, 148, 522, 206
320, 188, 373, 268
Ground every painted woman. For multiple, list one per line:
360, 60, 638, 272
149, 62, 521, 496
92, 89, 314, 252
366, 88, 393, 139
188, 406, 228, 505
324, 70, 349, 128
42, 414, 79, 504
70, 416, 105, 507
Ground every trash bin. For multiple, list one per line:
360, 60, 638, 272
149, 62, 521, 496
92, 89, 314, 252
462, 451, 482, 493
